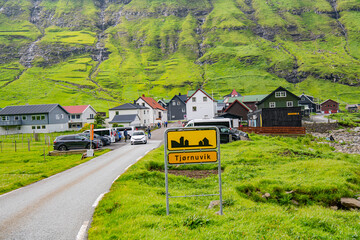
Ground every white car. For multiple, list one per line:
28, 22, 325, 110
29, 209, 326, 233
130, 130, 147, 145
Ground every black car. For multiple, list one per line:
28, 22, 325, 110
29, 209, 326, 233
215, 126, 231, 143
78, 133, 111, 146
53, 134, 98, 151
230, 128, 241, 141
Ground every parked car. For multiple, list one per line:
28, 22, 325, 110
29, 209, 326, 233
78, 133, 110, 146
230, 128, 241, 141
84, 128, 119, 142
53, 134, 99, 151
215, 126, 231, 143
130, 130, 147, 145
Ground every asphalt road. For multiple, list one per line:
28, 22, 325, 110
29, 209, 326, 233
0, 139, 162, 240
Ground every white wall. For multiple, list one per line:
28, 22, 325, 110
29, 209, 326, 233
186, 91, 216, 120
0, 123, 69, 135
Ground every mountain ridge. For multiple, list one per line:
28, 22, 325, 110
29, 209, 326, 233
0, 0, 359, 111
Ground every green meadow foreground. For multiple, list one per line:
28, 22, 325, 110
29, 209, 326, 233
0, 133, 110, 194
89, 134, 360, 239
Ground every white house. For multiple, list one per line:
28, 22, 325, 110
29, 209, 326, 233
63, 105, 97, 130
136, 95, 167, 126
108, 103, 149, 126
186, 89, 217, 120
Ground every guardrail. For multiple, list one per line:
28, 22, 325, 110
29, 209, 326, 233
238, 126, 306, 135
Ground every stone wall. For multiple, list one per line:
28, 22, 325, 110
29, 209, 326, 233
303, 122, 338, 133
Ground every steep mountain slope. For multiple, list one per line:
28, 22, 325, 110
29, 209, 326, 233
0, 0, 359, 111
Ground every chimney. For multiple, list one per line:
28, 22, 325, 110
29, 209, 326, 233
134, 100, 136, 104
179, 93, 181, 96
142, 94, 145, 97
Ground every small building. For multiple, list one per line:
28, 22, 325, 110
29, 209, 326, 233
108, 114, 141, 126
224, 95, 267, 111
320, 99, 339, 114
0, 104, 70, 134
223, 100, 251, 121
186, 89, 217, 120
167, 93, 187, 121
298, 94, 320, 115
136, 95, 167, 125
247, 86, 302, 127
248, 107, 302, 127
345, 104, 358, 113
256, 86, 301, 110
109, 103, 149, 126
223, 89, 241, 98
63, 105, 97, 130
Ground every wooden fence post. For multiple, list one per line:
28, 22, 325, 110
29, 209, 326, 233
28, 139, 30, 151
15, 140, 17, 152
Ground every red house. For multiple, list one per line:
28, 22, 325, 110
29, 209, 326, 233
223, 100, 251, 121
320, 99, 339, 114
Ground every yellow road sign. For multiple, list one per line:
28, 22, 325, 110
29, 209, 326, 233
168, 151, 218, 164
167, 129, 217, 151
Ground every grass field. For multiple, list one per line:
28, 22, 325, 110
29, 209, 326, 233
0, 132, 110, 195
89, 134, 360, 239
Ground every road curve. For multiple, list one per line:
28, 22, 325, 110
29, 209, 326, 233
0, 140, 162, 240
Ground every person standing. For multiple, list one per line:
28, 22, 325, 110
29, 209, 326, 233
147, 126, 151, 139
124, 129, 128, 142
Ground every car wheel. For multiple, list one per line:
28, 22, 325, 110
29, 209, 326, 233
131, 142, 133, 145
58, 145, 67, 151
144, 141, 147, 144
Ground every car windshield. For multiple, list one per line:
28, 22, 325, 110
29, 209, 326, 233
133, 131, 144, 136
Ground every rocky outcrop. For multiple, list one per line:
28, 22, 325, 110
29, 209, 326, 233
341, 198, 360, 209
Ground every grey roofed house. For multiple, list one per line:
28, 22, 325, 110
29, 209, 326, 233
109, 103, 148, 110
167, 93, 188, 121
0, 104, 69, 115
109, 114, 140, 125
0, 104, 70, 134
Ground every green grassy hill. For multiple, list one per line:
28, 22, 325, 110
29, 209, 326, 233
0, 0, 359, 111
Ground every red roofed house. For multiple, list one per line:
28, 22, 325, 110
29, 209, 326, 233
320, 99, 339, 114
63, 105, 97, 129
223, 100, 251, 121
136, 95, 168, 126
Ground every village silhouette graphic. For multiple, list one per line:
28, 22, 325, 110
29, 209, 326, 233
171, 136, 212, 148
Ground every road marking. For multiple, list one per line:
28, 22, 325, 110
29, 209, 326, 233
136, 156, 142, 161
92, 192, 106, 208
125, 164, 133, 172
76, 221, 89, 240
112, 175, 121, 184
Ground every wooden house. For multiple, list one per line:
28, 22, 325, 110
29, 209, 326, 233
223, 100, 251, 121
320, 99, 339, 114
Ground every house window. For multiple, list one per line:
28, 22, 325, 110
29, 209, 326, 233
158, 112, 162, 118
203, 97, 207, 102
144, 110, 146, 114
177, 101, 180, 105
286, 101, 293, 107
115, 111, 119, 115
15, 116, 20, 120
76, 115, 80, 119
302, 97, 305, 101
182, 108, 185, 112
71, 115, 76, 119
275, 91, 286, 97
192, 97, 196, 102
269, 102, 276, 108
32, 126, 36, 129
142, 103, 145, 107
172, 115, 175, 119
144, 120, 146, 124
89, 114, 94, 119
37, 126, 41, 129
61, 114, 64, 119
22, 116, 27, 120
56, 114, 60, 120
1, 116, 9, 121
192, 106, 197, 111
172, 101, 176, 106
17, 126, 21, 130
32, 116, 36, 121
42, 125, 46, 129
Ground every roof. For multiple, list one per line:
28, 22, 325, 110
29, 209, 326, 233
346, 104, 358, 108
224, 100, 251, 112
299, 94, 315, 103
256, 86, 300, 106
170, 94, 188, 104
185, 89, 216, 103
109, 114, 138, 123
109, 103, 148, 111
320, 99, 339, 105
223, 89, 241, 98
63, 105, 94, 114
226, 95, 267, 103
158, 99, 170, 104
138, 95, 166, 111
0, 104, 69, 115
